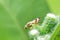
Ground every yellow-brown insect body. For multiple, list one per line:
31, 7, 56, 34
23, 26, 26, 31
24, 18, 40, 29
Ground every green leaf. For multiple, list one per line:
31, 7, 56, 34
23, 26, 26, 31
50, 22, 60, 40
0, 0, 50, 40
46, 0, 60, 15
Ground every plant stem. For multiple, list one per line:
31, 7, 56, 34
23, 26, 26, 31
50, 22, 60, 40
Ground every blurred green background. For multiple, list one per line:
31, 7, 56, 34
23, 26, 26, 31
0, 0, 60, 40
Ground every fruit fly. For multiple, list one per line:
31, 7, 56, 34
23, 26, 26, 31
24, 18, 40, 29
